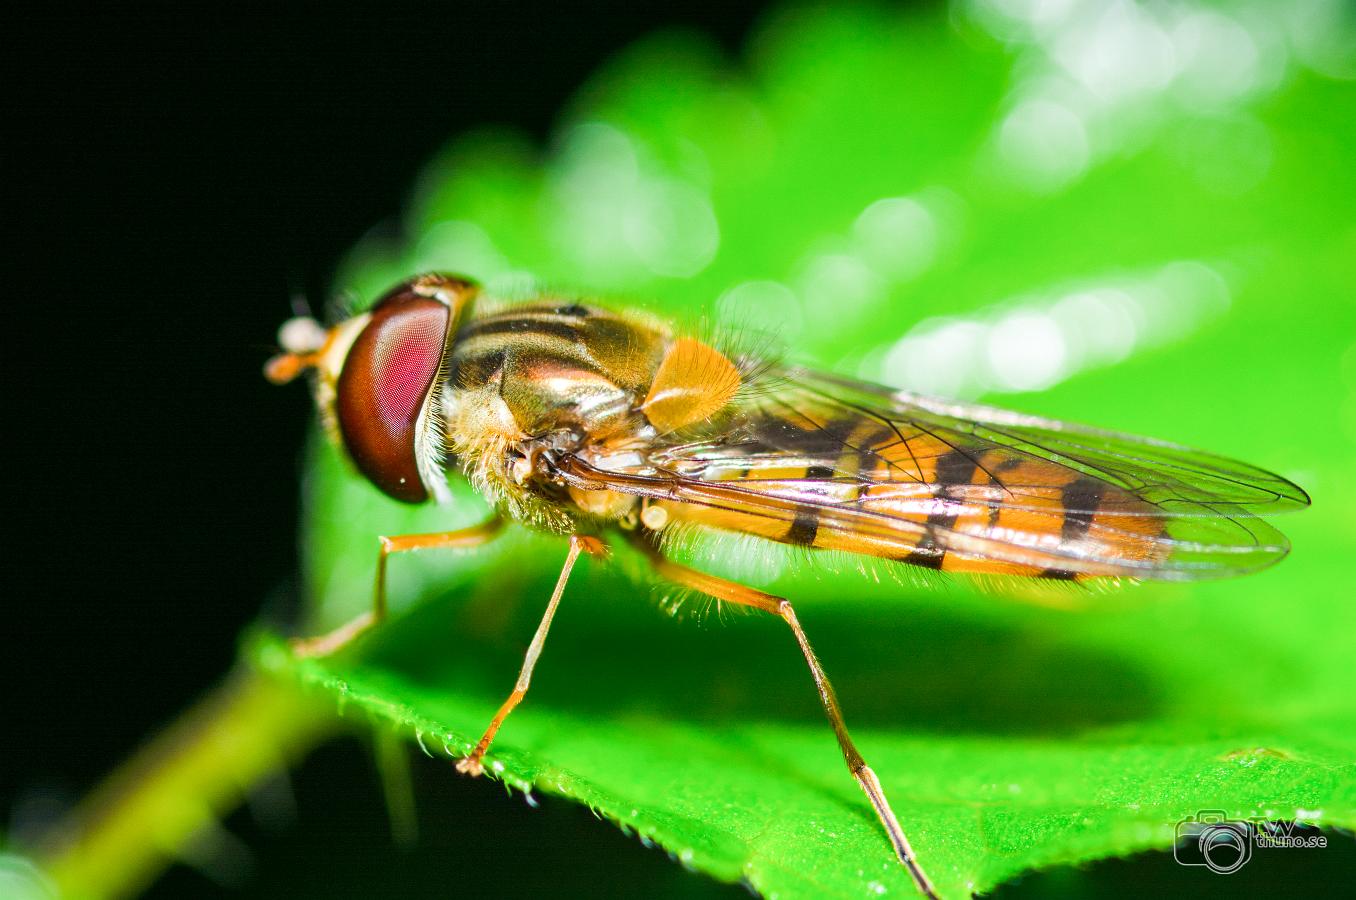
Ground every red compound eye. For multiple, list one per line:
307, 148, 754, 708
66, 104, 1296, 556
336, 285, 451, 502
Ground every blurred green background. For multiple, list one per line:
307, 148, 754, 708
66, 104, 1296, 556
275, 1, 1356, 897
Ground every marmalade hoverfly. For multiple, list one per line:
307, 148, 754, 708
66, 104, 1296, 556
266, 273, 1308, 898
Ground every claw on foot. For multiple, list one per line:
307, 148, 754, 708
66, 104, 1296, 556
455, 755, 485, 777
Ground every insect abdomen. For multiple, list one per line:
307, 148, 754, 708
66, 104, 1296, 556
657, 414, 1168, 580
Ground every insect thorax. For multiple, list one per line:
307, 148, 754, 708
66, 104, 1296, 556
438, 301, 671, 531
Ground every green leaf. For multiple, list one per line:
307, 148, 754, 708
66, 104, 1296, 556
256, 3, 1356, 896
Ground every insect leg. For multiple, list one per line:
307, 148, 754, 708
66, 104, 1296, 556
456, 534, 609, 777
291, 515, 505, 658
634, 543, 938, 899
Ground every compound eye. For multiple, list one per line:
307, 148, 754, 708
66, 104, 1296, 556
336, 286, 451, 502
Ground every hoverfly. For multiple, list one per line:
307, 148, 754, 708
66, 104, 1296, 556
266, 273, 1308, 898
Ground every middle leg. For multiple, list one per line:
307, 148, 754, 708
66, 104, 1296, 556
456, 533, 608, 776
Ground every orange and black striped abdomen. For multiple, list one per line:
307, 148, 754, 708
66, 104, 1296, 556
658, 407, 1169, 580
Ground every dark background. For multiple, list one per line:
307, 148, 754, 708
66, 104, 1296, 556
4, 3, 1351, 897
3, 3, 767, 896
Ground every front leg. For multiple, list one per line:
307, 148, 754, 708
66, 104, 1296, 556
292, 515, 505, 658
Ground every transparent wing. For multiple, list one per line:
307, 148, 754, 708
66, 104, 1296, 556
791, 369, 1309, 516
556, 366, 1307, 581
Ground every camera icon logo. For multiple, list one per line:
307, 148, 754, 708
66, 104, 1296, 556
1174, 810, 1253, 874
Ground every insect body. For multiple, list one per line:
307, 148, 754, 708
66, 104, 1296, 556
267, 273, 1308, 897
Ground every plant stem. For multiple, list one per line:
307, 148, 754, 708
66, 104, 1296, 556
33, 668, 333, 900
